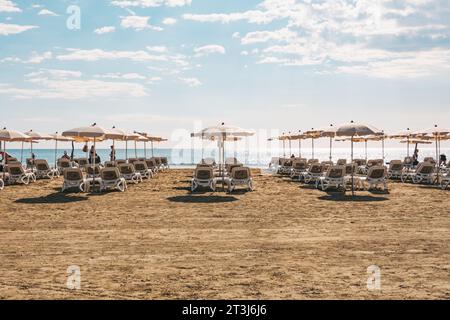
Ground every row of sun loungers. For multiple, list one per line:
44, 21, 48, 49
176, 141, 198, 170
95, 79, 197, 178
191, 158, 253, 193
0, 157, 170, 193
274, 156, 450, 191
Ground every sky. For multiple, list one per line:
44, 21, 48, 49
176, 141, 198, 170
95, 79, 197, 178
1, 0, 450, 149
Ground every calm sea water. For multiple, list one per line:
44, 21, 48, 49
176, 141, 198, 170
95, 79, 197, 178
3, 147, 449, 168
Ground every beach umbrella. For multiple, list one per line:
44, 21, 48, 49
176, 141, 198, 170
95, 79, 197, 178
303, 129, 322, 160
414, 125, 449, 168
389, 128, 413, 158
24, 130, 52, 166
305, 125, 336, 161
48, 133, 74, 169
335, 121, 383, 196
62, 124, 106, 191
123, 132, 141, 160
286, 131, 306, 158
104, 126, 127, 161
0, 128, 31, 170
191, 123, 255, 190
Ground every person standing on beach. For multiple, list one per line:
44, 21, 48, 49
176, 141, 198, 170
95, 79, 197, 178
110, 145, 116, 162
412, 148, 419, 166
89, 145, 96, 164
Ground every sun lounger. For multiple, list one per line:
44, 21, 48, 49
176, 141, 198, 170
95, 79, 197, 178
302, 163, 324, 184
57, 158, 73, 174
5, 163, 36, 185
62, 168, 86, 192
34, 159, 59, 179
424, 157, 436, 165
278, 158, 292, 175
86, 165, 101, 178
100, 167, 127, 192
128, 158, 139, 164
337, 159, 347, 166
387, 160, 404, 179
133, 161, 153, 179
191, 166, 216, 192
290, 159, 307, 179
201, 158, 216, 166
316, 165, 345, 191
226, 163, 243, 175
225, 166, 253, 193
401, 162, 435, 184
75, 158, 89, 167
118, 163, 143, 184
161, 157, 170, 170
104, 161, 117, 168
145, 159, 158, 174
359, 165, 388, 191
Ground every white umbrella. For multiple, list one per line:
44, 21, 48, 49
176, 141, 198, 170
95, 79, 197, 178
191, 123, 255, 190
0, 128, 31, 170
63, 124, 106, 191
104, 126, 127, 161
124, 132, 141, 160
390, 128, 413, 158
24, 130, 53, 166
335, 121, 383, 196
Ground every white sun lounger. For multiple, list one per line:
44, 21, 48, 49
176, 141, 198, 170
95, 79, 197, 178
401, 162, 435, 184
100, 167, 127, 192
62, 168, 87, 192
316, 165, 345, 191
225, 166, 253, 193
359, 165, 388, 191
5, 163, 36, 185
118, 163, 143, 184
34, 159, 59, 179
191, 166, 216, 192
133, 161, 153, 179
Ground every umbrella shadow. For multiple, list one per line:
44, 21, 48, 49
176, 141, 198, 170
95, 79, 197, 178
167, 195, 239, 203
318, 192, 389, 202
15, 192, 88, 204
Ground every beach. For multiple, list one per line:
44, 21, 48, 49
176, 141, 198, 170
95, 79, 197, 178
0, 169, 449, 300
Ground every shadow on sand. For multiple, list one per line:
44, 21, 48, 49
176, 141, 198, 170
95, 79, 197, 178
167, 195, 239, 203
15, 192, 88, 204
318, 192, 389, 202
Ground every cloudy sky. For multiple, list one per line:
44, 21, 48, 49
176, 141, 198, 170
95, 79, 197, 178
1, 0, 450, 147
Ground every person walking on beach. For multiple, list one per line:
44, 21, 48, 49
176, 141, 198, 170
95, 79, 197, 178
440, 154, 447, 166
110, 145, 116, 162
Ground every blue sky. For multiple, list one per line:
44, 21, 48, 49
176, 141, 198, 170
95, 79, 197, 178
1, 0, 450, 148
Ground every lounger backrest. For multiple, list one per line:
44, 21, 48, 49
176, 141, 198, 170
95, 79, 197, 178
58, 159, 71, 168
154, 157, 162, 166
195, 168, 213, 180
202, 158, 215, 165
119, 164, 135, 174
104, 161, 117, 168
86, 165, 101, 175
307, 159, 319, 165
279, 158, 288, 166
7, 164, 24, 175
227, 164, 243, 173
134, 161, 148, 171
231, 167, 251, 180
225, 158, 239, 165
368, 166, 387, 179
292, 160, 307, 170
145, 159, 156, 168
424, 157, 436, 164
403, 157, 413, 165
337, 159, 347, 165
128, 158, 139, 164
64, 168, 83, 181
389, 160, 403, 171
161, 157, 168, 165
138, 158, 146, 161
326, 166, 344, 179
345, 164, 357, 174
367, 159, 378, 167
309, 164, 323, 174
26, 158, 34, 166
418, 163, 435, 174
78, 159, 88, 166
101, 167, 120, 180
116, 160, 127, 165
35, 159, 50, 171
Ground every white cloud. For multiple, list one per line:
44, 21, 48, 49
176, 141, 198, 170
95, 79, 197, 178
57, 48, 168, 62
94, 26, 116, 35
0, 23, 38, 36
120, 15, 163, 31
0, 0, 21, 12
194, 44, 226, 57
162, 17, 177, 25
178, 77, 201, 87
1, 51, 52, 64
241, 28, 297, 45
94, 72, 146, 80
146, 46, 168, 53
38, 9, 58, 16
25, 68, 82, 80
0, 79, 148, 100
111, 0, 191, 8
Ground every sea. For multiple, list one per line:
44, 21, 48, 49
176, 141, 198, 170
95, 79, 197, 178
3, 147, 449, 168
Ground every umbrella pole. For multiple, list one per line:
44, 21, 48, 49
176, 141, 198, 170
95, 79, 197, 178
20, 141, 24, 164
311, 138, 314, 160
298, 139, 301, 158
135, 140, 137, 158
365, 140, 368, 161
329, 137, 333, 162
351, 136, 355, 197
282, 140, 285, 157
144, 141, 147, 159
93, 138, 96, 192
382, 138, 385, 163
125, 140, 128, 161
407, 136, 410, 158
54, 139, 58, 170
289, 139, 292, 157
151, 141, 154, 158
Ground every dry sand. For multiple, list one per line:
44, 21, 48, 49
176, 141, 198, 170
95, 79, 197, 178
0, 169, 449, 300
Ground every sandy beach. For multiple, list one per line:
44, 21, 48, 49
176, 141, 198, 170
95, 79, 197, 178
0, 169, 449, 300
